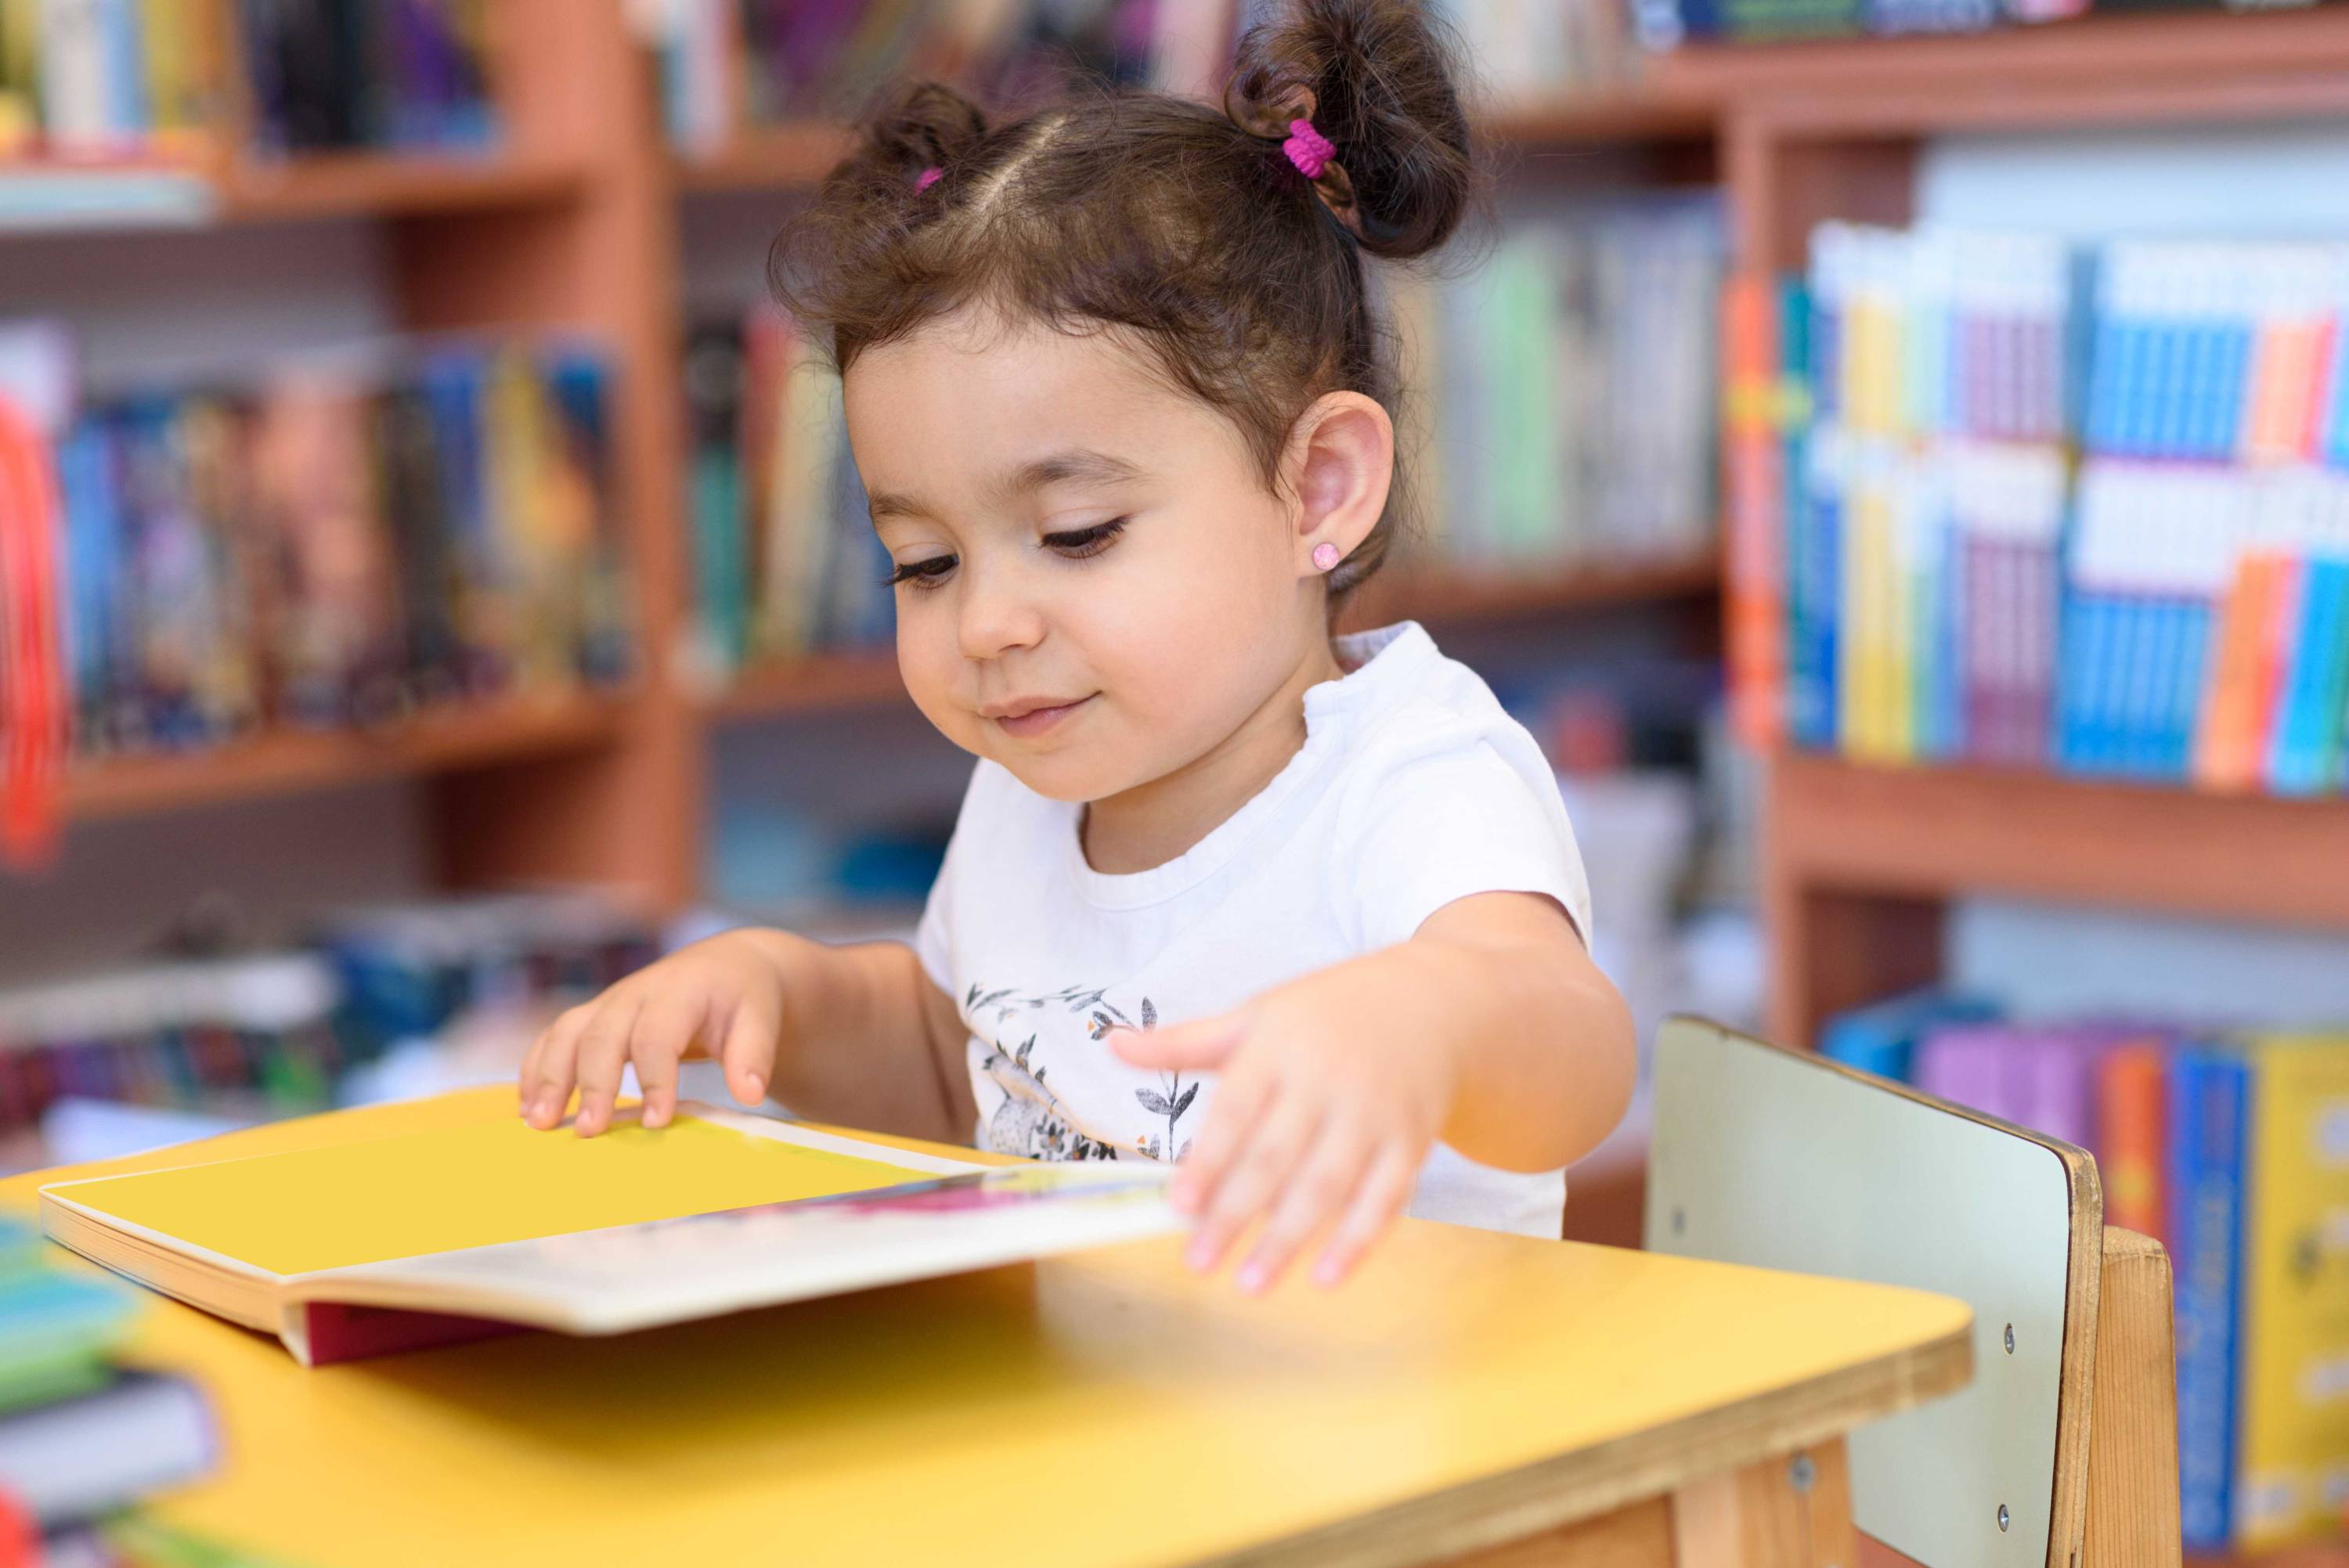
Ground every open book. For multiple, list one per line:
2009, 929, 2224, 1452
40, 1103, 1176, 1366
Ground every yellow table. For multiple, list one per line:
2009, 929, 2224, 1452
9, 1090, 1973, 1568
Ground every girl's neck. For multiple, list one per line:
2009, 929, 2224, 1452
1081, 636, 1348, 875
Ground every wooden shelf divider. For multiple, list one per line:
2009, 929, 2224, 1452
63, 693, 632, 823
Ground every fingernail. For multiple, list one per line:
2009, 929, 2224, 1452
742, 1073, 765, 1101
1313, 1257, 1344, 1289
1185, 1238, 1216, 1272
1236, 1262, 1268, 1295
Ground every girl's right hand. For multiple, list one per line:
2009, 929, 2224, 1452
518, 930, 788, 1137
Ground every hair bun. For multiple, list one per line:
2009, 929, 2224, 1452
1226, 0, 1477, 260
851, 79, 989, 191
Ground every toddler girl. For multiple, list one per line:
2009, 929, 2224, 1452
521, 0, 1635, 1293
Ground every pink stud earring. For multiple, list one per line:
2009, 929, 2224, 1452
1312, 542, 1341, 572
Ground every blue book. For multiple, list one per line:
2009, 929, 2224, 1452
2269, 557, 2349, 795
1818, 989, 1999, 1083
96, 0, 148, 140
56, 421, 121, 738
1790, 462, 1841, 751
2061, 594, 2109, 773
2212, 322, 2255, 463
2091, 310, 2127, 454
2172, 1046, 2249, 1552
2055, 593, 2090, 770
2114, 593, 2152, 779
2168, 601, 2214, 781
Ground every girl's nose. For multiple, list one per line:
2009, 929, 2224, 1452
955, 568, 1047, 661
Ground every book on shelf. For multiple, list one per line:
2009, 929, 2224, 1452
1734, 224, 2349, 798
0, 321, 636, 808
684, 304, 893, 683
40, 1098, 1177, 1367
1818, 995, 2349, 1553
1391, 192, 1723, 579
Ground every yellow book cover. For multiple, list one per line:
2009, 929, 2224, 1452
42, 1099, 1173, 1368
2235, 1033, 2349, 1549
1846, 474, 1899, 762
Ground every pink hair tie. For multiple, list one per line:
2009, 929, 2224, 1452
915, 166, 942, 193
1283, 118, 1335, 181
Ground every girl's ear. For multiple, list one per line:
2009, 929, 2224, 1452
1285, 392, 1394, 578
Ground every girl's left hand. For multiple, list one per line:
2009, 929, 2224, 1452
1112, 962, 1456, 1294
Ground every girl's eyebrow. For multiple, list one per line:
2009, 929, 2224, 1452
868, 448, 1145, 528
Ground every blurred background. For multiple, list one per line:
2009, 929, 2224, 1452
0, 0, 2346, 1558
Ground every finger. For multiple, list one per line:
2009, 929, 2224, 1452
630, 993, 702, 1130
1113, 1015, 1242, 1073
1185, 1090, 1322, 1278
523, 1007, 592, 1130
1168, 1064, 1272, 1217
572, 999, 642, 1137
713, 995, 780, 1108
1312, 1141, 1421, 1290
1235, 1121, 1377, 1296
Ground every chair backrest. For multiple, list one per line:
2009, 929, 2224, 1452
1645, 1016, 2106, 1568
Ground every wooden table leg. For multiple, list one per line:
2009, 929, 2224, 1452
1671, 1438, 1857, 1568
1432, 1438, 1857, 1567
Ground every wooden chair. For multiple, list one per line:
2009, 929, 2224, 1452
1643, 1016, 2181, 1568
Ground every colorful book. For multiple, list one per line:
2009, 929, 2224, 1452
2174, 1044, 2250, 1549
43, 1103, 1177, 1366
2232, 1033, 2349, 1550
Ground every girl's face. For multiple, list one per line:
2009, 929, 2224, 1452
843, 308, 1346, 804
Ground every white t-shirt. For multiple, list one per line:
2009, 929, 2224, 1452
913, 621, 1594, 1238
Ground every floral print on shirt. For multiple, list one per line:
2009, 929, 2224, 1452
965, 982, 1199, 1163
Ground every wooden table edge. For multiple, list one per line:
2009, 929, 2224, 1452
1193, 1314, 1976, 1568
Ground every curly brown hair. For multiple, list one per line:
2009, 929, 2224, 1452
767, 0, 1485, 607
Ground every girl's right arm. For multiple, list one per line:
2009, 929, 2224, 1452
517, 928, 976, 1144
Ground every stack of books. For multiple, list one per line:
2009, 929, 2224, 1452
0, 1218, 212, 1563
1820, 992, 2349, 1555
1730, 225, 2349, 796
1395, 193, 1725, 575
682, 305, 893, 679
650, 0, 1238, 153
2, 325, 637, 764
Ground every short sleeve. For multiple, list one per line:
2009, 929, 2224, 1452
1341, 740, 1593, 954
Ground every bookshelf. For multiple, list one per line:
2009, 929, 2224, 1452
1716, 13, 2349, 1095
7, 2, 1741, 920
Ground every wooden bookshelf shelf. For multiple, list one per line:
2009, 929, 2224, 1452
1763, 751, 2349, 1046
63, 692, 632, 822
217, 150, 589, 224
0, 150, 586, 235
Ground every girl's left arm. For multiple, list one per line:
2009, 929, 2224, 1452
1113, 890, 1634, 1294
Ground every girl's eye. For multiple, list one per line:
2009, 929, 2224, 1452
1043, 519, 1126, 559
883, 554, 957, 590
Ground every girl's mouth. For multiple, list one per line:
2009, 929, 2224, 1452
988, 694, 1095, 738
